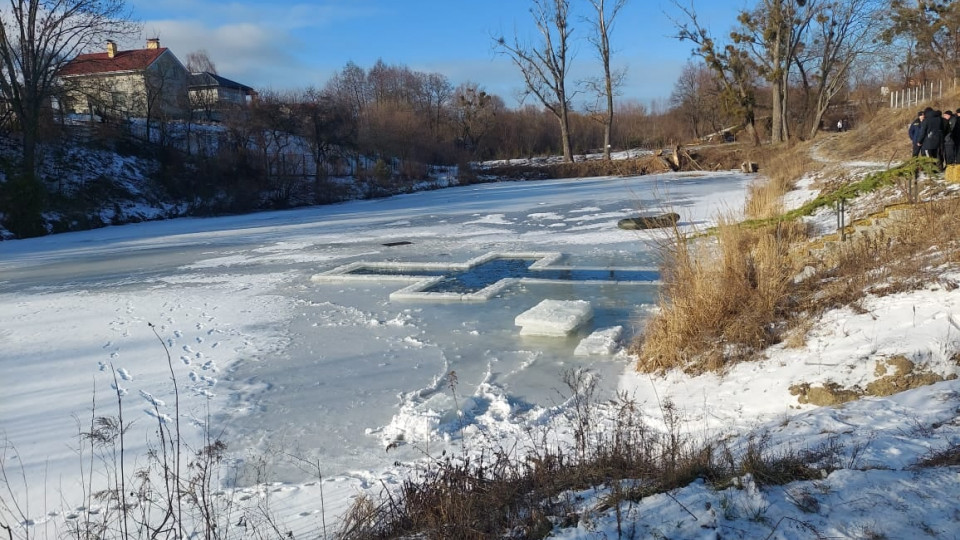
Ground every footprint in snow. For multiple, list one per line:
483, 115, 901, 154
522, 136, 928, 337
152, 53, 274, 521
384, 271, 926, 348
110, 383, 128, 396
174, 330, 182, 338
182, 345, 194, 353
201, 360, 217, 371
167, 338, 175, 347
110, 351, 119, 359
180, 355, 191, 365
196, 336, 204, 344
189, 371, 199, 382
144, 409, 171, 424
97, 361, 107, 371
139, 390, 165, 407
211, 342, 220, 349
117, 368, 132, 381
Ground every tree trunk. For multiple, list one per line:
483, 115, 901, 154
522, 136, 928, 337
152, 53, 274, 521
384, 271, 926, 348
20, 101, 40, 177
559, 106, 573, 163
22, 127, 37, 178
603, 75, 613, 160
744, 111, 761, 147
771, 78, 785, 144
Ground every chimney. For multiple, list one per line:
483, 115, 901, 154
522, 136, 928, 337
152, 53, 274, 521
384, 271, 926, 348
146, 38, 160, 50
106, 40, 117, 58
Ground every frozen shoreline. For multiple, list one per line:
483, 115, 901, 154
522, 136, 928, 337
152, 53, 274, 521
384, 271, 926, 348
0, 171, 752, 535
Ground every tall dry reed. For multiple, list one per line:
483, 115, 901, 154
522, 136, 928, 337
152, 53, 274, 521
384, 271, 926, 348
634, 219, 801, 374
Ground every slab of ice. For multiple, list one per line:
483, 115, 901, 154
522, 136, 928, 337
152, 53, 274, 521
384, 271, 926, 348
515, 299, 593, 336
574, 326, 623, 356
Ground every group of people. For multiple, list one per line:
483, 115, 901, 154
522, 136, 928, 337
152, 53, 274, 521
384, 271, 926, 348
909, 106, 960, 165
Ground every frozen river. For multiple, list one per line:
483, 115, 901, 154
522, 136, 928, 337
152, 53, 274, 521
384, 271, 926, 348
0, 171, 749, 519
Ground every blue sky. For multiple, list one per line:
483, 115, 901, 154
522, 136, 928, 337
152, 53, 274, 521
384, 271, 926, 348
126, 0, 747, 107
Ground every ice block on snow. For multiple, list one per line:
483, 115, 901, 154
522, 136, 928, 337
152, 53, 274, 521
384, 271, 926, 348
574, 326, 623, 356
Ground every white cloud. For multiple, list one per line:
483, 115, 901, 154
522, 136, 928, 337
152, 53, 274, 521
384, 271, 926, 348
125, 19, 305, 90
121, 1, 388, 92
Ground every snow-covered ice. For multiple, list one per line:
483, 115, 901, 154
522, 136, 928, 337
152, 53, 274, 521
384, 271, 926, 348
6, 166, 956, 538
0, 171, 748, 535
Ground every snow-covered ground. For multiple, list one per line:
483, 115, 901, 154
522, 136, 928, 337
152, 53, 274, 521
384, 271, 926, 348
3, 166, 959, 539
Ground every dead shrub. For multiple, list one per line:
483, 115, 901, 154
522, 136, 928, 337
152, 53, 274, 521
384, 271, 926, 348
914, 444, 960, 468
338, 394, 842, 539
800, 195, 960, 318
720, 435, 827, 487
634, 219, 800, 374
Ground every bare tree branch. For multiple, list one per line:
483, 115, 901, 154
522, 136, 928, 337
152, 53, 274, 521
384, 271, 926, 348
494, 0, 575, 162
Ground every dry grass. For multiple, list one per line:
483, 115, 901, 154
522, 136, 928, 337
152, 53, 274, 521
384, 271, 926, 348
632, 92, 960, 375
915, 444, 960, 468
801, 196, 960, 316
634, 218, 806, 374
638, 189, 960, 375
744, 142, 817, 219
337, 394, 841, 540
829, 87, 960, 163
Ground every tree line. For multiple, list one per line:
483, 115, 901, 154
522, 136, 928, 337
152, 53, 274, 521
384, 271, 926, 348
1, 0, 959, 238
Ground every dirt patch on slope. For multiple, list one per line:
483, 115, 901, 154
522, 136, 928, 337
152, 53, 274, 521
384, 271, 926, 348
789, 355, 956, 406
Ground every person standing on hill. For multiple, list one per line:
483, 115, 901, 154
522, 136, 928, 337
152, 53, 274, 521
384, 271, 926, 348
909, 110, 924, 157
943, 110, 958, 165
917, 107, 944, 160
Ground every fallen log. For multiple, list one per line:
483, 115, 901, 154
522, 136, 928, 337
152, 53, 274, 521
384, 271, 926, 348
617, 212, 681, 230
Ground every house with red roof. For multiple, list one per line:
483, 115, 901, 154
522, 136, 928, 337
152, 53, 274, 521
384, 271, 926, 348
60, 39, 189, 121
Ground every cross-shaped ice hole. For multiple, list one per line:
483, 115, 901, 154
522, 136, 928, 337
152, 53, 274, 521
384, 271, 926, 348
311, 252, 659, 302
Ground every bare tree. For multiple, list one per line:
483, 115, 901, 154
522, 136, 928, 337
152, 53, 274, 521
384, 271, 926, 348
423, 72, 452, 140
584, 0, 627, 160
0, 0, 138, 176
670, 61, 726, 140
673, 0, 761, 145
883, 0, 960, 80
185, 49, 217, 74
795, 0, 884, 140
495, 0, 575, 162
295, 87, 354, 183
735, 0, 819, 143
325, 61, 368, 119
451, 82, 502, 158
137, 51, 188, 146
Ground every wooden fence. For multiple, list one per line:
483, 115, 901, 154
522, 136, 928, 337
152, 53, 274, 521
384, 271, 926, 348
888, 79, 958, 109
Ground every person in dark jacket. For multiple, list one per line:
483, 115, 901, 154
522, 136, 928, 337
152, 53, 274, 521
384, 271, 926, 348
917, 107, 943, 159
943, 110, 957, 165
909, 110, 924, 157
